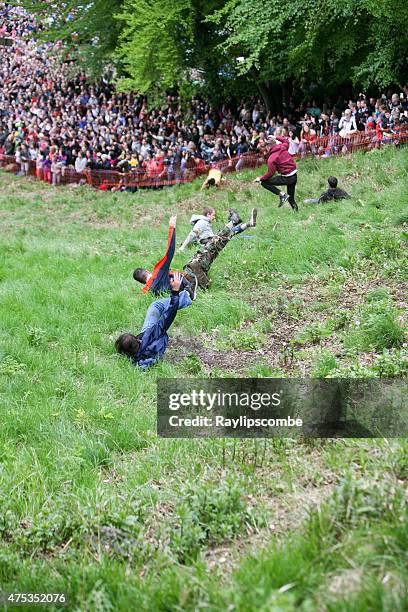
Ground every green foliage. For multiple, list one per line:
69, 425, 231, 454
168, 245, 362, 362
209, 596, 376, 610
361, 229, 401, 260
208, 0, 408, 104
294, 322, 333, 346
345, 301, 405, 352
371, 348, 408, 377
246, 361, 285, 377
116, 0, 194, 97
311, 350, 338, 378
217, 326, 267, 350
352, 1, 408, 88
327, 474, 404, 528
181, 353, 204, 375
329, 309, 352, 331
0, 355, 26, 375
170, 479, 257, 561
115, 0, 229, 102
17, 0, 408, 104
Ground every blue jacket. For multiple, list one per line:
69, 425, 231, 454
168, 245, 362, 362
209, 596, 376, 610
132, 290, 180, 370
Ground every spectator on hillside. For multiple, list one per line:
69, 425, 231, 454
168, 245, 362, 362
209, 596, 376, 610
338, 109, 357, 137
0, 1, 407, 189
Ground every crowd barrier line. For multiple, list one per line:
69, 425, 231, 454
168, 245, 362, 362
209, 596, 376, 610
1, 128, 407, 190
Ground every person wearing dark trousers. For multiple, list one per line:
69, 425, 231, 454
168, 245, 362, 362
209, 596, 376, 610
254, 135, 298, 211
304, 176, 351, 204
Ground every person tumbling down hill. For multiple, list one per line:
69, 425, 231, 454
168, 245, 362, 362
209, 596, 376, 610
133, 215, 198, 302
179, 207, 257, 252
116, 272, 188, 370
178, 207, 217, 251
200, 168, 225, 190
304, 176, 351, 204
182, 208, 258, 289
133, 209, 257, 293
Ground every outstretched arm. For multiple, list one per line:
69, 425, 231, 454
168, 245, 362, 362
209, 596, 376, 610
158, 272, 183, 332
275, 135, 289, 150
179, 226, 200, 252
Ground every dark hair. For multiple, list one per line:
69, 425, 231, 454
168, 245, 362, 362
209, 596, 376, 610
115, 333, 141, 358
133, 268, 148, 284
203, 206, 215, 216
207, 178, 216, 187
328, 176, 338, 188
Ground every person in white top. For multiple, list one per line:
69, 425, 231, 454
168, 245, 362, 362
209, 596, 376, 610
338, 109, 357, 137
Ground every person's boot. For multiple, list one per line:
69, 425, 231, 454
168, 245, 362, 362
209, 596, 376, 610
279, 192, 290, 207
184, 263, 210, 290
183, 273, 198, 300
228, 208, 242, 225
291, 201, 299, 212
248, 208, 257, 227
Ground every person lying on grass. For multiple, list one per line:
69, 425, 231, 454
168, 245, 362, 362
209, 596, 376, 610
115, 272, 188, 370
304, 176, 351, 204
134, 208, 257, 292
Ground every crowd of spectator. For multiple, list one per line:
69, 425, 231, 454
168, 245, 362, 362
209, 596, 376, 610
1, 2, 408, 188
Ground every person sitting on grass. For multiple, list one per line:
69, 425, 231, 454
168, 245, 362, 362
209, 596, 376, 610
304, 176, 351, 204
115, 272, 188, 370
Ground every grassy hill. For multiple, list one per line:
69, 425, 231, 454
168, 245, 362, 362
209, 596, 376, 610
0, 146, 407, 610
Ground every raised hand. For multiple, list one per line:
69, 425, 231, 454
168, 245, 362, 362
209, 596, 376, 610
170, 271, 183, 291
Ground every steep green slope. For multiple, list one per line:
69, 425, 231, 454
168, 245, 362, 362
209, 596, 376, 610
0, 146, 407, 610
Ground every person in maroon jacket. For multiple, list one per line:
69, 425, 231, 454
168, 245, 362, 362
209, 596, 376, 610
254, 135, 299, 211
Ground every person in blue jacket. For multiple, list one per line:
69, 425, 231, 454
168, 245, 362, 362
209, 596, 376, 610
115, 272, 188, 370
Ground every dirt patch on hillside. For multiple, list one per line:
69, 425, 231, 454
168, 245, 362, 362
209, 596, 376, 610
167, 333, 261, 374
168, 268, 407, 376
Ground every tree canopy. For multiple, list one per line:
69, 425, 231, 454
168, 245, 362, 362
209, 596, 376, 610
17, 0, 408, 107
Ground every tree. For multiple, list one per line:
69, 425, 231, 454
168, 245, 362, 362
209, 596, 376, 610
352, 0, 408, 89
115, 0, 232, 104
115, 0, 195, 97
207, 0, 408, 109
16, 0, 408, 106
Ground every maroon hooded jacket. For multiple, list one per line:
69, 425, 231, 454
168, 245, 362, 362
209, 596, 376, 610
260, 136, 297, 181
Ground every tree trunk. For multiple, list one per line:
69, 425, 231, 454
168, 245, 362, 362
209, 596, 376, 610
256, 80, 282, 114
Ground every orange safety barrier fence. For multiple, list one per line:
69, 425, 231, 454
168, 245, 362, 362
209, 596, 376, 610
1, 127, 408, 191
